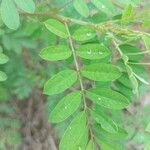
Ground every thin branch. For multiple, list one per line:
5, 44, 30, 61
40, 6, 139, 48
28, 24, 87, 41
65, 22, 94, 140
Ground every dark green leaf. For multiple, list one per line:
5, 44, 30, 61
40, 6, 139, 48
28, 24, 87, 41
76, 43, 111, 60
119, 44, 144, 61
44, 19, 68, 38
87, 88, 130, 109
81, 64, 122, 81
44, 70, 77, 95
40, 45, 72, 61
59, 111, 87, 150
49, 91, 82, 123
91, 109, 118, 133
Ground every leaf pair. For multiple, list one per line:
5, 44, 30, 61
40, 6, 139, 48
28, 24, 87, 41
0, 0, 35, 30
44, 19, 96, 42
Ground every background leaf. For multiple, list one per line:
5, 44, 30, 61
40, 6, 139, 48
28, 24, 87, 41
73, 0, 89, 18
0, 0, 20, 30
14, 0, 35, 13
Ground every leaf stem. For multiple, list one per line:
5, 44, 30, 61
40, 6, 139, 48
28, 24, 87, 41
64, 22, 87, 109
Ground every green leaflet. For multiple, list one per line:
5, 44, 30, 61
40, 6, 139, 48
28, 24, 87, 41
49, 91, 82, 123
118, 73, 132, 89
91, 110, 118, 133
125, 65, 139, 94
97, 138, 124, 150
73, 0, 89, 18
81, 64, 122, 81
87, 88, 130, 109
143, 35, 150, 53
146, 122, 150, 133
14, 0, 35, 13
72, 26, 96, 42
86, 140, 96, 150
0, 53, 9, 64
39, 45, 72, 61
115, 81, 133, 100
44, 70, 77, 95
0, 71, 7, 82
44, 19, 68, 38
95, 125, 128, 141
59, 111, 87, 150
119, 44, 144, 61
91, 0, 115, 14
0, 0, 20, 30
76, 43, 111, 60
122, 4, 134, 25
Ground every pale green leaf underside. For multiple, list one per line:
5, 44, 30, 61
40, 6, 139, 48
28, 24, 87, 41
44, 19, 68, 38
59, 112, 87, 150
76, 43, 111, 59
0, 71, 7, 82
87, 88, 130, 109
81, 64, 122, 81
39, 45, 72, 61
14, 0, 35, 13
0, 0, 20, 30
91, 0, 115, 14
91, 110, 118, 133
44, 69, 77, 95
73, 26, 96, 42
0, 53, 9, 64
73, 0, 89, 18
143, 35, 150, 53
49, 91, 82, 123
